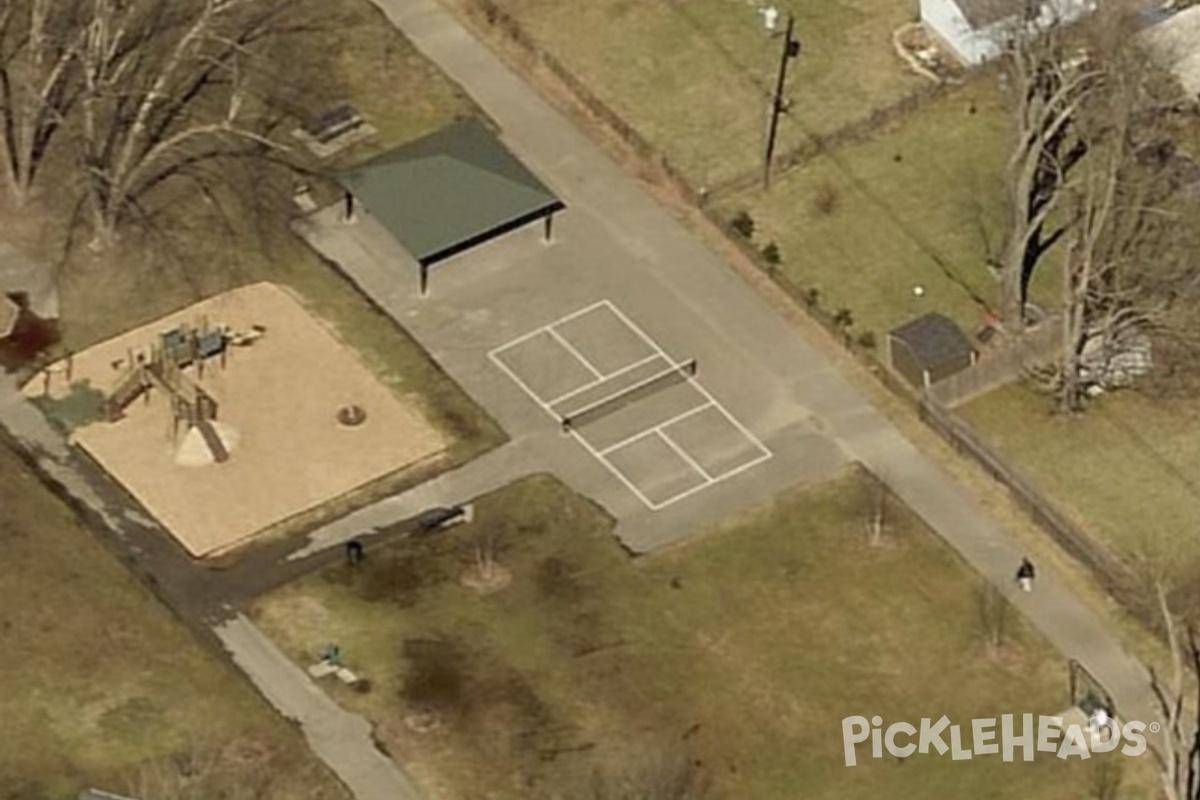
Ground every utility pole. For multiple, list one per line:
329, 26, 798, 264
763, 14, 801, 190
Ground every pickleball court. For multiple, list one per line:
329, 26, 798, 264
488, 300, 771, 509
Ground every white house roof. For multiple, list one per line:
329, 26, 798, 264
1141, 5, 1200, 97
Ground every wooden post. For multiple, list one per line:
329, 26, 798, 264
543, 212, 553, 243
343, 191, 355, 222
763, 15, 800, 189
420, 264, 429, 297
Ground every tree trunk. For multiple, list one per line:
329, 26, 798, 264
1059, 240, 1087, 413
1000, 237, 1028, 330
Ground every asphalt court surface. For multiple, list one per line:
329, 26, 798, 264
489, 300, 771, 509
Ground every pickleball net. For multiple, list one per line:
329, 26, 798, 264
559, 358, 697, 432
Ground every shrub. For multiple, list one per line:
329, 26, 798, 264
833, 308, 854, 328
729, 210, 755, 239
857, 331, 877, 349
760, 241, 781, 266
804, 287, 820, 307
811, 181, 840, 216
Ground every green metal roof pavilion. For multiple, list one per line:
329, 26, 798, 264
337, 117, 563, 294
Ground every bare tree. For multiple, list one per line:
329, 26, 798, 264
1023, 13, 1200, 410
1148, 580, 1200, 800
132, 744, 273, 800
997, 10, 1102, 329
473, 526, 501, 584
865, 472, 888, 548
1088, 757, 1125, 800
0, 0, 87, 202
77, 0, 309, 248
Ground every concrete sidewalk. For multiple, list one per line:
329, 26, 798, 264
365, 0, 1162, 734
290, 435, 541, 559
0, 377, 429, 800
214, 614, 422, 800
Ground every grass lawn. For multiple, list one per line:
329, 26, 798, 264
961, 384, 1200, 599
252, 471, 1151, 799
0, 443, 348, 800
715, 75, 1063, 343
10, 0, 502, 466
478, 0, 924, 188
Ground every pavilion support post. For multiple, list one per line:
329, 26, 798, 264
420, 264, 429, 297
343, 191, 355, 223
543, 212, 554, 243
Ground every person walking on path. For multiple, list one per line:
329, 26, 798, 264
1016, 558, 1036, 592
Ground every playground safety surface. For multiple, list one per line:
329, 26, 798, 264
28, 282, 445, 557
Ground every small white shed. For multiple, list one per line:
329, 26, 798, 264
919, 0, 1095, 65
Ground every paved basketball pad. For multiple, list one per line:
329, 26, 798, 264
489, 301, 771, 509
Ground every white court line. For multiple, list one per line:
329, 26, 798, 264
487, 299, 612, 360
598, 401, 713, 456
713, 449, 774, 481
488, 324, 551, 360
656, 430, 715, 483
569, 425, 659, 509
595, 427, 657, 458
489, 299, 773, 511
547, 327, 603, 379
545, 353, 663, 407
603, 300, 773, 460
487, 349, 560, 420
648, 450, 774, 509
601, 300, 674, 362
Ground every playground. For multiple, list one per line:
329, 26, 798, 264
27, 282, 445, 557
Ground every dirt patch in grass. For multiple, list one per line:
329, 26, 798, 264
254, 472, 1154, 799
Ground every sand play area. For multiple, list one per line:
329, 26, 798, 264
27, 282, 446, 557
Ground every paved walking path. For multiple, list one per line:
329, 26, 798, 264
359, 0, 1163, 734
214, 614, 421, 800
0, 6, 1167, 798
0, 376, 429, 799
290, 436, 541, 559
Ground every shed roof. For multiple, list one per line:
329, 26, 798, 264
889, 312, 974, 368
337, 117, 563, 266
